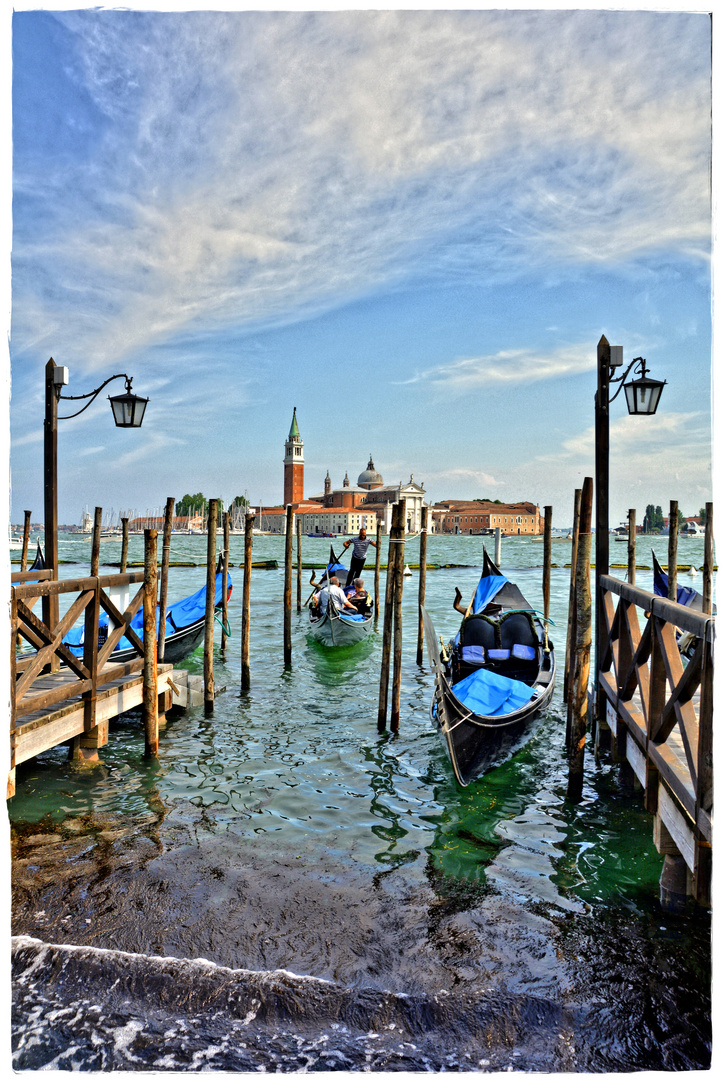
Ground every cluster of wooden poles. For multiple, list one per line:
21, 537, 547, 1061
563, 487, 714, 801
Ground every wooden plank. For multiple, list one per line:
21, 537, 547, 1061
13, 667, 175, 767
658, 784, 696, 872
12, 571, 144, 600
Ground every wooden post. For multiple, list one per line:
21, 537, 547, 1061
120, 517, 129, 573
378, 502, 401, 731
241, 512, 254, 691
143, 528, 159, 758
416, 505, 428, 665
90, 506, 102, 577
542, 506, 552, 624
594, 335, 611, 740
374, 517, 382, 618
20, 511, 32, 571
43, 358, 59, 640
702, 502, 713, 614
563, 488, 581, 708
627, 508, 636, 586
158, 496, 174, 661
221, 510, 230, 653
567, 477, 593, 802
391, 500, 407, 732
296, 516, 303, 613
204, 499, 218, 714
284, 505, 294, 667
494, 527, 502, 566
667, 500, 678, 601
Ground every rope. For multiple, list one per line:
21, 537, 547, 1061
214, 613, 231, 636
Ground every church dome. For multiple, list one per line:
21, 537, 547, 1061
357, 456, 383, 489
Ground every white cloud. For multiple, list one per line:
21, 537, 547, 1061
399, 343, 595, 393
11, 9, 711, 373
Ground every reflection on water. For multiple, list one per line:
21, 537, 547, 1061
10, 534, 712, 1070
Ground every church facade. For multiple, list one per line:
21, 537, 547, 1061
254, 412, 426, 535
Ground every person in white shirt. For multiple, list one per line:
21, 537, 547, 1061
316, 576, 358, 615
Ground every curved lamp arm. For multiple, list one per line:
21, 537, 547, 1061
58, 373, 134, 420
608, 356, 647, 404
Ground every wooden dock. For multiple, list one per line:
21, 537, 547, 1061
9, 565, 199, 798
596, 574, 713, 905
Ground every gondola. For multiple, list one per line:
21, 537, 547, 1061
63, 571, 232, 665
308, 545, 373, 646
651, 549, 704, 611
421, 549, 555, 786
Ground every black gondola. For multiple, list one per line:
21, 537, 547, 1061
62, 571, 231, 665
421, 549, 555, 786
308, 545, 374, 646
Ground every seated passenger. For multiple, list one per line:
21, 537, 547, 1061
317, 576, 357, 615
347, 578, 372, 615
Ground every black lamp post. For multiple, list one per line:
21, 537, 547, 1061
594, 334, 666, 727
43, 357, 149, 631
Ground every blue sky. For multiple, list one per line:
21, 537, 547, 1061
5, 3, 714, 528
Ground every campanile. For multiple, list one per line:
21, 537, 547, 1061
283, 407, 304, 505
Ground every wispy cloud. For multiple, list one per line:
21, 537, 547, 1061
397, 343, 594, 393
11, 9, 711, 374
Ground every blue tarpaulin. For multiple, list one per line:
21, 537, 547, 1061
472, 572, 508, 614
63, 572, 229, 655
452, 666, 536, 717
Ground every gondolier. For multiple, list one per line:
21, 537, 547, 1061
342, 528, 377, 589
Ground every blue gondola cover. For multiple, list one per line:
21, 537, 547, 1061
452, 666, 536, 717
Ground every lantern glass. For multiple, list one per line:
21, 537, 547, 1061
109, 391, 148, 428
623, 376, 665, 416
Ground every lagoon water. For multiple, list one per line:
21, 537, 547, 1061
10, 532, 712, 1071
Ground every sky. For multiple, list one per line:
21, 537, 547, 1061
4, 2, 715, 530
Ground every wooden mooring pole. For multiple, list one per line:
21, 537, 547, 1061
21, 511, 32, 571
296, 516, 303, 612
204, 499, 218, 714
567, 476, 593, 802
495, 527, 502, 566
120, 517, 129, 573
391, 500, 407, 733
702, 502, 713, 614
143, 528, 159, 758
374, 517, 382, 619
416, 505, 428, 665
241, 512, 254, 691
542, 506, 552, 626
627, 508, 636, 586
221, 510, 230, 654
90, 507, 102, 577
378, 501, 402, 732
667, 500, 679, 601
158, 496, 174, 662
563, 488, 581, 713
284, 505, 294, 666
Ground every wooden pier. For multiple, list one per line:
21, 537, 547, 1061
596, 573, 713, 905
9, 564, 192, 798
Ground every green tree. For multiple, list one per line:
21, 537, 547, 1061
176, 493, 208, 517
699, 506, 707, 524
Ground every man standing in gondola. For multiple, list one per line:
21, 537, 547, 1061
343, 527, 377, 592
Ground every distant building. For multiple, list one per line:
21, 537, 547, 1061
253, 415, 427, 535
432, 500, 542, 535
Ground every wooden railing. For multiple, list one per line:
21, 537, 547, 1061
11, 571, 146, 726
597, 572, 713, 901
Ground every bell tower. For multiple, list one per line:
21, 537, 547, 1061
284, 407, 304, 505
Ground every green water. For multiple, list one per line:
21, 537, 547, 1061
9, 532, 712, 1070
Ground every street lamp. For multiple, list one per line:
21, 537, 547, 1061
594, 335, 666, 729
43, 357, 149, 632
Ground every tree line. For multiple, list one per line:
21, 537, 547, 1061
175, 494, 249, 518
641, 504, 707, 533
